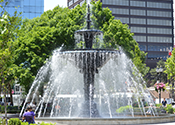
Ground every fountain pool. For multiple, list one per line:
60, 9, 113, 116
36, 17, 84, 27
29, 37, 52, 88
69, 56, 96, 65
19, 1, 175, 124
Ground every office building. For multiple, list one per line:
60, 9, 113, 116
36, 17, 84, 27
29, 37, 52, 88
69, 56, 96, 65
68, 0, 174, 68
0, 0, 44, 19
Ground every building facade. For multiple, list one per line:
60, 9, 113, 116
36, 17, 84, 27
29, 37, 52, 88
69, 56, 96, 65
0, 0, 44, 19
67, 0, 174, 68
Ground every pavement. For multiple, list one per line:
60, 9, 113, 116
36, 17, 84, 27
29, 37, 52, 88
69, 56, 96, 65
0, 113, 175, 125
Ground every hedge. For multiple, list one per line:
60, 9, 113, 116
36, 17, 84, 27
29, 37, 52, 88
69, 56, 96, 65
0, 106, 22, 113
0, 118, 55, 125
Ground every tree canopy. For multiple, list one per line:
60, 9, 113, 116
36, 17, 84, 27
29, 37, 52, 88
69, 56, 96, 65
14, 1, 149, 92
164, 48, 175, 83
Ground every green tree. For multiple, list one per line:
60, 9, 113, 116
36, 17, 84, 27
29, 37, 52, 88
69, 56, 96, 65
91, 0, 149, 76
0, 0, 22, 124
14, 4, 86, 92
149, 60, 167, 87
15, 1, 149, 93
164, 48, 175, 100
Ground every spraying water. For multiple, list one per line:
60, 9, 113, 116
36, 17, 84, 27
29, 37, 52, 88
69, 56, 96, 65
20, 2, 158, 118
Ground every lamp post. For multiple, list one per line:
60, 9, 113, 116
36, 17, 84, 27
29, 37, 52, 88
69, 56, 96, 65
156, 66, 163, 104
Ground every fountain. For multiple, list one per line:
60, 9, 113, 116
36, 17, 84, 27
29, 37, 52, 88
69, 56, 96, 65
20, 1, 175, 124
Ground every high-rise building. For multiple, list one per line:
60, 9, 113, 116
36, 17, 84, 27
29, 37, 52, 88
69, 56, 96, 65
68, 0, 174, 68
0, 0, 44, 19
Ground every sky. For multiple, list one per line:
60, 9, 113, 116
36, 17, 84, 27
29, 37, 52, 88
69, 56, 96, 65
44, 0, 67, 11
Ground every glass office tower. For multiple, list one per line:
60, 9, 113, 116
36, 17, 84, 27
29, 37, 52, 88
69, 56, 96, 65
68, 0, 174, 68
0, 0, 44, 19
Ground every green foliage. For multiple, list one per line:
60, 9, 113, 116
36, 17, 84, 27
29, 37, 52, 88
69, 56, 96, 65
21, 121, 55, 125
165, 48, 175, 82
15, 1, 149, 92
116, 105, 132, 113
7, 118, 56, 125
9, 118, 21, 125
149, 60, 167, 86
0, 118, 6, 125
0, 106, 21, 113
155, 103, 162, 107
39, 122, 55, 125
14, 4, 86, 92
91, 1, 149, 76
165, 104, 174, 114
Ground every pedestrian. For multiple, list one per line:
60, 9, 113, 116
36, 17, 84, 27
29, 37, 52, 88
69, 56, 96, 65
162, 98, 167, 107
55, 103, 61, 116
22, 105, 35, 124
31, 102, 36, 111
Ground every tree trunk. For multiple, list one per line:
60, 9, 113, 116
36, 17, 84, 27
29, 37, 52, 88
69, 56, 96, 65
8, 82, 13, 105
172, 79, 174, 101
2, 78, 8, 125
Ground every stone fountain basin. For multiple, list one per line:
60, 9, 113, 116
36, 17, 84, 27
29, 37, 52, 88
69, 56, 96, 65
59, 49, 120, 70
35, 114, 175, 125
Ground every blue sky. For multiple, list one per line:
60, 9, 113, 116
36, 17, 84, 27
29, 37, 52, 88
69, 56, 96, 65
44, 0, 67, 11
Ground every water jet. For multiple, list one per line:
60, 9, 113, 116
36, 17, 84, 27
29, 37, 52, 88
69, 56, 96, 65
20, 1, 175, 124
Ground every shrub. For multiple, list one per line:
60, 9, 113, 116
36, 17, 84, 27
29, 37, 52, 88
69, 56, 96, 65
165, 104, 174, 114
39, 122, 55, 125
155, 103, 162, 107
9, 118, 21, 125
0, 106, 21, 113
116, 105, 132, 113
0, 118, 6, 125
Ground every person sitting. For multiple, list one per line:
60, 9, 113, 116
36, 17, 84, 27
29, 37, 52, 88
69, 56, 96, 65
146, 103, 153, 114
162, 98, 167, 107
22, 105, 35, 124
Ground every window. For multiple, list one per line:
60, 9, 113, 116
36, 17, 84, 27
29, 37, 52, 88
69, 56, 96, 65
74, 0, 79, 3
16, 86, 20, 92
30, 13, 36, 19
131, 9, 146, 16
133, 36, 146, 42
69, 0, 73, 6
115, 17, 129, 23
30, 0, 36, 6
131, 18, 146, 24
30, 6, 36, 13
147, 10, 171, 17
131, 27, 146, 33
80, 0, 85, 6
36, 0, 44, 6
147, 2, 171, 9
15, 0, 21, 7
24, 12, 30, 18
147, 19, 172, 26
130, 0, 145, 7
148, 45, 171, 51
148, 28, 172, 34
148, 53, 168, 60
103, 0, 129, 6
109, 8, 129, 15
23, 6, 30, 13
148, 36, 172, 43
139, 45, 146, 51
24, 0, 29, 5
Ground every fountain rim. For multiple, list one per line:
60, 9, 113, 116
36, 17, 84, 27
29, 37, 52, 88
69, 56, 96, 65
35, 114, 175, 125
59, 49, 120, 54
75, 29, 103, 34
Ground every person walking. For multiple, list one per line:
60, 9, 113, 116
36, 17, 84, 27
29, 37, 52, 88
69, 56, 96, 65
22, 105, 35, 124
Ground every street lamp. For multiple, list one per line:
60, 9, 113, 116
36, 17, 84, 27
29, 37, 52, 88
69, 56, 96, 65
156, 66, 163, 103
